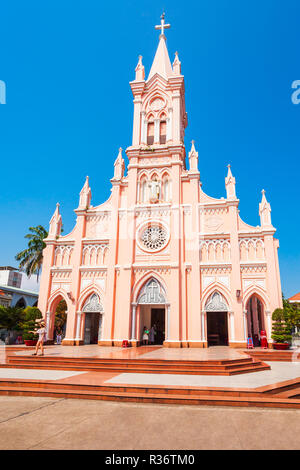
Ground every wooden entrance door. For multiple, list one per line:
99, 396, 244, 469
84, 313, 101, 344
151, 308, 165, 345
207, 312, 228, 346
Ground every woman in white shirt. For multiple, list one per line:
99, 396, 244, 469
30, 320, 47, 356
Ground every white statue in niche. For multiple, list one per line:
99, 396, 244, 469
149, 179, 161, 203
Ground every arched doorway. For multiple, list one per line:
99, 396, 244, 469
15, 297, 26, 309
82, 294, 103, 345
48, 294, 69, 341
246, 295, 265, 347
54, 299, 67, 342
205, 292, 229, 346
135, 278, 167, 345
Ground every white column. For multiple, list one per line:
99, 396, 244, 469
45, 312, 50, 340
201, 311, 206, 342
141, 112, 147, 144
75, 312, 82, 340
229, 311, 235, 341
131, 304, 137, 340
166, 108, 173, 141
166, 304, 170, 340
266, 310, 272, 341
243, 310, 248, 341
154, 119, 160, 143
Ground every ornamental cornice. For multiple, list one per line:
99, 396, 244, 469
126, 143, 185, 159
199, 231, 230, 237
133, 262, 178, 270
200, 264, 232, 275
79, 267, 107, 272
199, 206, 228, 214
129, 80, 146, 95
240, 263, 267, 273
50, 267, 72, 272
82, 240, 109, 245
199, 236, 230, 242
135, 207, 171, 218
240, 262, 266, 267
261, 229, 276, 236
81, 269, 107, 278
111, 179, 128, 187
85, 212, 111, 220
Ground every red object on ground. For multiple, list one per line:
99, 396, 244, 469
122, 340, 129, 348
260, 330, 268, 349
24, 340, 38, 347
273, 343, 290, 350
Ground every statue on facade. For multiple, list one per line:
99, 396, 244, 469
149, 179, 161, 203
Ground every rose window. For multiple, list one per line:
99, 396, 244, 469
140, 225, 167, 251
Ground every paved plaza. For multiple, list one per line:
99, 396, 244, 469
0, 396, 299, 450
0, 345, 299, 449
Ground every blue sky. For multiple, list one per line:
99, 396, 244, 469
0, 0, 299, 297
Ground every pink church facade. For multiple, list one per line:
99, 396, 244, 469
38, 17, 282, 348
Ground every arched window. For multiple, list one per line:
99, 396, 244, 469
160, 119, 167, 144
162, 175, 171, 202
147, 121, 154, 145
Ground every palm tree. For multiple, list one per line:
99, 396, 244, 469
15, 225, 48, 280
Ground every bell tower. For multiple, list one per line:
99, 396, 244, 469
129, 13, 187, 151
127, 14, 188, 209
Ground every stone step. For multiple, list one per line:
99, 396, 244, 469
1, 360, 270, 375
7, 355, 252, 366
271, 386, 300, 399
0, 383, 299, 408
7, 358, 256, 370
0, 378, 261, 397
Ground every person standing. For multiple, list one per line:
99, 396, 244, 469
142, 326, 149, 345
149, 325, 156, 345
31, 320, 47, 356
56, 328, 62, 345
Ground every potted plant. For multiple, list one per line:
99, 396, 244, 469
271, 308, 292, 350
20, 306, 43, 346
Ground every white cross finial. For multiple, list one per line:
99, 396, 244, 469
155, 12, 171, 38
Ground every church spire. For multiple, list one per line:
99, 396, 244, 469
49, 203, 62, 238
112, 147, 125, 181
78, 176, 91, 209
172, 51, 181, 75
259, 189, 272, 227
188, 140, 199, 174
225, 164, 236, 200
135, 55, 145, 81
148, 13, 173, 80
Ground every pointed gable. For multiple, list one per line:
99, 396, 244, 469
148, 36, 173, 81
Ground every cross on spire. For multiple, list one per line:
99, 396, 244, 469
155, 12, 171, 38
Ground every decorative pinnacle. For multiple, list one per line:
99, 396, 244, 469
155, 12, 171, 38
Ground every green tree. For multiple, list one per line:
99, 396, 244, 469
282, 296, 300, 331
20, 306, 43, 341
15, 225, 48, 280
271, 308, 292, 344
54, 300, 67, 331
0, 306, 24, 332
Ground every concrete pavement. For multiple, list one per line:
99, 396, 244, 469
0, 396, 299, 450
